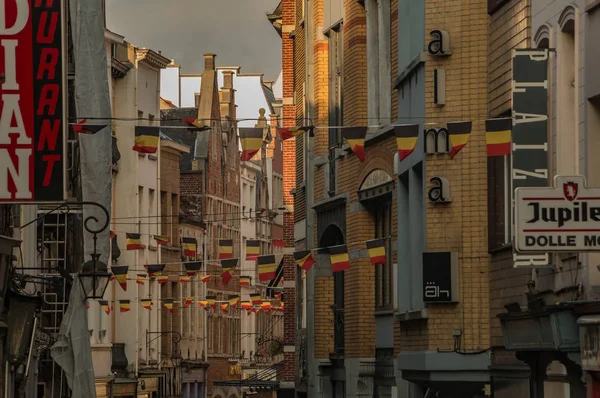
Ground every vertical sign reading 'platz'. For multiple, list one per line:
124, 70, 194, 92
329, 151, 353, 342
511, 49, 551, 267
0, 0, 66, 202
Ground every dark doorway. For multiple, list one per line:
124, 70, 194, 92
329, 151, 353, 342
320, 224, 345, 354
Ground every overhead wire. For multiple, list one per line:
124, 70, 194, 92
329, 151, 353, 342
69, 114, 493, 126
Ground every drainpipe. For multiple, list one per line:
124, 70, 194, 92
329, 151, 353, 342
305, 0, 316, 394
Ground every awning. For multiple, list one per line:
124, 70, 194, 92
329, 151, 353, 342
213, 361, 283, 390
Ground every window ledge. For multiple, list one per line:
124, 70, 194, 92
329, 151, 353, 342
396, 308, 428, 322
374, 309, 394, 316
394, 52, 427, 90
488, 242, 513, 254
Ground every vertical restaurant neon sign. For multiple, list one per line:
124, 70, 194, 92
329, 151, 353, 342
0, 0, 66, 202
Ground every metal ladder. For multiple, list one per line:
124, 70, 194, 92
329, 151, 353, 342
36, 206, 80, 397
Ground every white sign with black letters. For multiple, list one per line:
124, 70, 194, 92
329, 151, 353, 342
515, 175, 600, 252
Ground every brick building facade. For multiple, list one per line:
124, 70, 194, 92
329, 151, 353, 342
161, 53, 242, 398
486, 0, 532, 394
275, 0, 493, 394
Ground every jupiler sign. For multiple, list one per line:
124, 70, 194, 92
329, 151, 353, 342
515, 175, 600, 252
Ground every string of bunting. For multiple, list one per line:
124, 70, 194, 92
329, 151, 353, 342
91, 296, 284, 316
107, 236, 393, 291
72, 116, 513, 162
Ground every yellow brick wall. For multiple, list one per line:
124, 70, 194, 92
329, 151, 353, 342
488, 0, 530, 117
341, 0, 367, 127
307, 0, 399, 360
314, 277, 335, 358
423, 0, 491, 352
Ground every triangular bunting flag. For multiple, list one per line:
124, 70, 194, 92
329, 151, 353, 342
72, 119, 107, 135
447, 121, 472, 159
184, 261, 202, 276
239, 127, 263, 161
342, 127, 367, 162
111, 266, 128, 291
119, 300, 131, 313
294, 250, 315, 271
394, 124, 420, 161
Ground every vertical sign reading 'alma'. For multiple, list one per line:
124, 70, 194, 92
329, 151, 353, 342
0, 0, 66, 202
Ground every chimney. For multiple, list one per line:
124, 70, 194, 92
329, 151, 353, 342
204, 53, 216, 71
222, 70, 234, 89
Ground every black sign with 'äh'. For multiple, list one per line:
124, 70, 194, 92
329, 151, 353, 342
422, 252, 453, 303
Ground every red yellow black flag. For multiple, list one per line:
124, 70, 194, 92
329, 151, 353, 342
342, 127, 367, 162
163, 298, 174, 313
447, 121, 472, 159
229, 295, 241, 307
221, 258, 238, 285
154, 235, 170, 245
250, 293, 262, 305
184, 261, 202, 276
181, 237, 197, 257
181, 118, 208, 131
206, 296, 217, 309
126, 233, 141, 250
218, 239, 234, 259
145, 263, 166, 277
365, 238, 386, 265
119, 300, 131, 313
72, 119, 107, 135
133, 126, 160, 154
394, 124, 420, 161
294, 250, 315, 271
329, 244, 350, 272
257, 254, 277, 282
141, 299, 152, 310
99, 300, 111, 315
245, 239, 260, 261
240, 276, 251, 286
485, 118, 512, 157
277, 126, 312, 141
239, 127, 263, 161
111, 265, 128, 291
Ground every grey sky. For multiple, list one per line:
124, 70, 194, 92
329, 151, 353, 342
105, 0, 282, 81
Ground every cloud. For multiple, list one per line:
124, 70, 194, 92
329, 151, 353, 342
105, 0, 282, 81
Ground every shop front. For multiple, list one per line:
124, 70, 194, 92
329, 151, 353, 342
578, 314, 600, 398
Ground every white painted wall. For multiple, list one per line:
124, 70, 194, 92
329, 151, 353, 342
178, 224, 205, 358
160, 64, 181, 107
92, 45, 164, 371
240, 163, 259, 360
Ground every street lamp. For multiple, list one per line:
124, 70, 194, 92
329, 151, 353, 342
76, 202, 112, 300
78, 253, 111, 300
